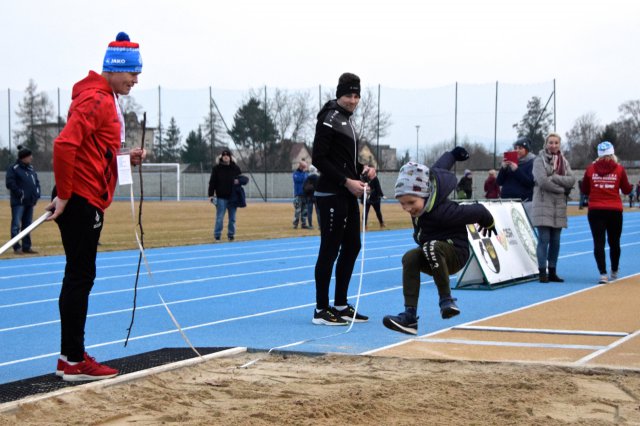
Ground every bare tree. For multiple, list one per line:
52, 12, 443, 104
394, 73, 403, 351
613, 100, 640, 160
565, 112, 602, 168
264, 88, 314, 142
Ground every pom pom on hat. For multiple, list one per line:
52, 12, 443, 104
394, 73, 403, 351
513, 137, 531, 152
17, 145, 32, 160
103, 31, 142, 73
597, 141, 614, 157
395, 162, 432, 198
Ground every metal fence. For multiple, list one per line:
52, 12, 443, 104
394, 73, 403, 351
1, 80, 555, 172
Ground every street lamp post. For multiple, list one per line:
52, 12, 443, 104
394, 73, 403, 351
415, 125, 420, 162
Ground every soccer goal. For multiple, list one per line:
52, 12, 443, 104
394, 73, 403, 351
141, 163, 181, 201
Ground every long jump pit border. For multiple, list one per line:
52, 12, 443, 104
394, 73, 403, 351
368, 274, 640, 371
0, 347, 246, 412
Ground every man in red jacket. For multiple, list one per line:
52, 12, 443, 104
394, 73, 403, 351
47, 32, 145, 381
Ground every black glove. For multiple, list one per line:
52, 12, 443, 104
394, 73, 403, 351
477, 222, 497, 238
451, 146, 469, 161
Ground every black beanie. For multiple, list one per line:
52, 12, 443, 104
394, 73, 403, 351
17, 145, 32, 160
336, 72, 361, 99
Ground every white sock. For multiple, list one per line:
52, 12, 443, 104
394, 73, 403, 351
59, 355, 68, 362
334, 305, 347, 311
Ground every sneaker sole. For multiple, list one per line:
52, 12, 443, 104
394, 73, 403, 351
441, 307, 461, 320
382, 317, 417, 335
62, 373, 118, 382
311, 318, 348, 326
340, 316, 369, 323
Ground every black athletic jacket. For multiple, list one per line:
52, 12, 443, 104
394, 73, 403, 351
312, 100, 364, 196
413, 151, 494, 266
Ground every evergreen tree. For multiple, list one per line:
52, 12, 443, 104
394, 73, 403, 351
229, 97, 277, 170
157, 117, 182, 162
513, 96, 553, 154
181, 127, 210, 169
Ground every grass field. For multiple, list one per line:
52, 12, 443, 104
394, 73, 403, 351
0, 199, 416, 258
0, 198, 596, 259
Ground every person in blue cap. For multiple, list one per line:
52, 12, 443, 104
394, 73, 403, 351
47, 32, 145, 382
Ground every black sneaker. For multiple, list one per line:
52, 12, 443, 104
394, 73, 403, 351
312, 308, 348, 326
228, 236, 234, 242
334, 304, 369, 322
383, 310, 418, 335
439, 297, 460, 319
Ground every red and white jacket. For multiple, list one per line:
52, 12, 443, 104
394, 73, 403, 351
582, 159, 633, 211
53, 71, 121, 211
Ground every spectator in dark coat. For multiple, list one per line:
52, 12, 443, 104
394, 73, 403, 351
5, 145, 41, 254
208, 148, 242, 241
362, 175, 386, 228
456, 169, 473, 199
497, 137, 535, 215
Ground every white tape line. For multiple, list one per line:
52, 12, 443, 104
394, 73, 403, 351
0, 211, 51, 256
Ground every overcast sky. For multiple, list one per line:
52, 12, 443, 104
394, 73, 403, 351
2, 0, 639, 154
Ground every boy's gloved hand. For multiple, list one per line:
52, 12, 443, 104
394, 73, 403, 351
477, 222, 497, 237
451, 146, 469, 161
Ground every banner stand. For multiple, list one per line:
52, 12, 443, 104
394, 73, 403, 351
454, 199, 539, 290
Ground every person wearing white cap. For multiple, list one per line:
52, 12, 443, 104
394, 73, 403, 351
531, 132, 576, 283
581, 141, 633, 284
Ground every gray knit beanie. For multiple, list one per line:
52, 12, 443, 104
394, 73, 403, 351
395, 162, 432, 198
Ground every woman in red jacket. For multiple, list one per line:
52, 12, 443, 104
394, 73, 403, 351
581, 141, 633, 284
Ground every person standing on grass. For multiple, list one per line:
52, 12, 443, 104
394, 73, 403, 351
362, 175, 386, 229
46, 32, 145, 381
483, 169, 500, 199
383, 150, 496, 335
581, 142, 633, 284
303, 165, 320, 229
5, 145, 41, 254
311, 72, 375, 326
292, 160, 309, 229
208, 148, 242, 241
456, 169, 473, 199
531, 132, 575, 283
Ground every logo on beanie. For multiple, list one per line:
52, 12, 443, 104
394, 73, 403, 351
103, 32, 142, 73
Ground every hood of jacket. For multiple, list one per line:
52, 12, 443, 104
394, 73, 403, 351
593, 158, 618, 176
71, 71, 113, 100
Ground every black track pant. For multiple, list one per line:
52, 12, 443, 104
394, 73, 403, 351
314, 194, 361, 309
57, 195, 104, 362
587, 209, 623, 275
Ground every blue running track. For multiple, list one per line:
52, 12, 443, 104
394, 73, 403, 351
1, 212, 640, 384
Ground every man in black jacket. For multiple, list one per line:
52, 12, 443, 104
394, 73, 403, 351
311, 72, 375, 326
383, 149, 496, 335
5, 146, 41, 254
208, 149, 242, 242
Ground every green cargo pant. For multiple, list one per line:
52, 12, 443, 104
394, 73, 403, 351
402, 240, 461, 308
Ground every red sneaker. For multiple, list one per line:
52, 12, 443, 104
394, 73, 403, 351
55, 358, 69, 377
62, 353, 119, 382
